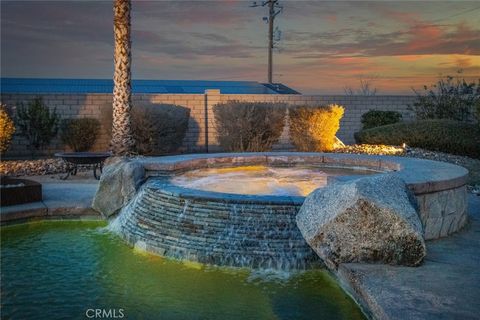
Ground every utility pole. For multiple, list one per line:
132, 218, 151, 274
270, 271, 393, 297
267, 0, 274, 84
251, 0, 283, 84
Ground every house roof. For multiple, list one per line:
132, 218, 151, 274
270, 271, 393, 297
0, 78, 300, 95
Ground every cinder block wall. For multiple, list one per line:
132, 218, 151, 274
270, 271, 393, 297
1, 91, 416, 158
206, 91, 416, 152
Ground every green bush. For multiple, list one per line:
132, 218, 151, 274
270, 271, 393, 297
355, 120, 480, 158
361, 110, 402, 130
213, 101, 286, 152
289, 105, 344, 152
409, 73, 480, 122
131, 104, 190, 155
0, 104, 15, 155
60, 118, 101, 152
16, 97, 60, 157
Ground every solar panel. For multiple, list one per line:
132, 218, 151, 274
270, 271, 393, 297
0, 78, 298, 94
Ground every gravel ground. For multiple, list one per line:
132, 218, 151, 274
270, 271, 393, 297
1, 145, 479, 192
0, 158, 89, 177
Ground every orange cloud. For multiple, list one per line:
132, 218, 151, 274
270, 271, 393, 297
397, 55, 424, 62
406, 24, 443, 51
326, 15, 337, 23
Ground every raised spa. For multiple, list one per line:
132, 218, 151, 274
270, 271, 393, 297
105, 153, 468, 271
171, 165, 380, 196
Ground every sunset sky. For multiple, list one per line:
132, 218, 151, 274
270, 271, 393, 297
1, 1, 479, 94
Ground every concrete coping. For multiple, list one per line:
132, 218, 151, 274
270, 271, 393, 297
137, 152, 469, 196
150, 180, 305, 205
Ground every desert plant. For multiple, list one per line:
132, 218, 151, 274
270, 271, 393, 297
213, 101, 286, 152
354, 119, 480, 158
289, 105, 345, 152
16, 97, 59, 157
0, 104, 16, 155
409, 72, 480, 122
131, 104, 190, 155
60, 118, 101, 152
361, 110, 403, 130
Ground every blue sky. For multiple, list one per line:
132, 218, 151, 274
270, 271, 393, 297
2, 1, 479, 94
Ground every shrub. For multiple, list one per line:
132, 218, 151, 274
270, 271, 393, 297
213, 101, 286, 152
476, 102, 480, 123
130, 107, 155, 155
60, 118, 101, 152
361, 110, 402, 130
100, 103, 190, 155
409, 73, 480, 122
16, 97, 59, 157
131, 104, 190, 155
289, 105, 344, 152
0, 104, 15, 155
355, 120, 480, 158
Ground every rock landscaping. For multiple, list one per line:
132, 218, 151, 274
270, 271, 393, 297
0, 158, 85, 176
333, 144, 405, 155
92, 157, 145, 218
296, 174, 426, 269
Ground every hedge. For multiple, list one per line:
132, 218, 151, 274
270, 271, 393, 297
361, 110, 402, 130
355, 119, 480, 158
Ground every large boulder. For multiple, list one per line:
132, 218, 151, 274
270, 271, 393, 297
296, 174, 426, 269
92, 157, 145, 218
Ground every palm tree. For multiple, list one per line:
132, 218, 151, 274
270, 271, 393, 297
111, 0, 135, 155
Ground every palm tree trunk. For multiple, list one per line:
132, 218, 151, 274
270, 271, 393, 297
111, 0, 135, 155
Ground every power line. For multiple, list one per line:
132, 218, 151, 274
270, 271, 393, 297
430, 5, 480, 23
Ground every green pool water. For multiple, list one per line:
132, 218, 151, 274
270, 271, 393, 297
1, 221, 365, 320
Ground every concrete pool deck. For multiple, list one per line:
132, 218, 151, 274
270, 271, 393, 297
338, 194, 480, 320
0, 175, 100, 224
0, 176, 479, 320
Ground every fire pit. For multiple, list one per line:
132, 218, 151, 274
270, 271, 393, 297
55, 152, 111, 180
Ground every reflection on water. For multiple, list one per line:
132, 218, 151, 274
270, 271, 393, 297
1, 221, 365, 320
171, 165, 376, 196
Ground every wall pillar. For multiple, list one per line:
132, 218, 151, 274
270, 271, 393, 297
204, 89, 221, 153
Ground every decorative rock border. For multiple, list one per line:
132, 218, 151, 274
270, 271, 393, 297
104, 152, 468, 269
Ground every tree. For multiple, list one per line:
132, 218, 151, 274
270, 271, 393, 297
111, 0, 135, 155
